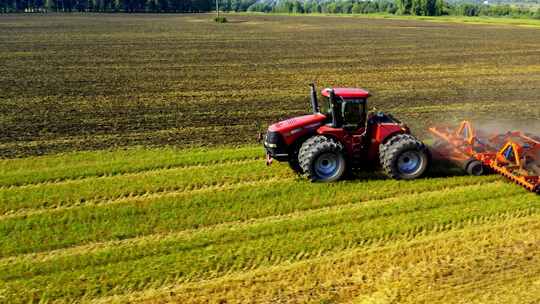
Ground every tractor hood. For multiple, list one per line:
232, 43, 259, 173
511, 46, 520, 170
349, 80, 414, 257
268, 113, 326, 135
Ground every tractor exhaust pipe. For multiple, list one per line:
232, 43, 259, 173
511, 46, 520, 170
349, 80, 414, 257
309, 83, 319, 113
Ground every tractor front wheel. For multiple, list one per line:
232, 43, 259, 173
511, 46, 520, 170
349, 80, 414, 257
380, 134, 429, 180
288, 157, 303, 174
299, 136, 346, 182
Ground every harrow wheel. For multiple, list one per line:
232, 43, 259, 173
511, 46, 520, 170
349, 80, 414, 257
465, 159, 485, 176
299, 136, 346, 182
380, 134, 429, 180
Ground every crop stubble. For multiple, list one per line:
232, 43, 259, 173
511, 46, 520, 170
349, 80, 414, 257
0, 147, 540, 302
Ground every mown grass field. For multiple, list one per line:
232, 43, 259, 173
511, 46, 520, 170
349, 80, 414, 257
2, 13, 540, 303
1, 13, 540, 157
1, 146, 540, 303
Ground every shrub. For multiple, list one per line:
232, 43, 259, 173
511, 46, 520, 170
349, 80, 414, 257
214, 16, 228, 23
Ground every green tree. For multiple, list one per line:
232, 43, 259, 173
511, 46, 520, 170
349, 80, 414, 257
434, 0, 443, 15
396, 0, 412, 14
292, 0, 303, 13
341, 1, 352, 13
411, 0, 421, 15
309, 1, 320, 13
351, 2, 361, 13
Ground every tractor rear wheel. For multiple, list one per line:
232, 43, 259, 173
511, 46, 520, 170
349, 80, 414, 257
299, 136, 346, 182
380, 134, 429, 180
379, 133, 415, 158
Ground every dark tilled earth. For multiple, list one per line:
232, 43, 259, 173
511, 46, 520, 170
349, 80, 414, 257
1, 13, 539, 157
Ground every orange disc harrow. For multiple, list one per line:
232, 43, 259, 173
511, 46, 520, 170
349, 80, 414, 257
429, 121, 540, 194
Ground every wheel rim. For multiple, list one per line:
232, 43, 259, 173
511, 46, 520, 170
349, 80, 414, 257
470, 162, 484, 176
397, 151, 423, 175
314, 152, 342, 180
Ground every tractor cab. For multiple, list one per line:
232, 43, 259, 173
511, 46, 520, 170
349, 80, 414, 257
313, 86, 370, 131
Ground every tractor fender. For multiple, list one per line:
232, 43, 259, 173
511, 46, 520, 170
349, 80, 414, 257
373, 130, 408, 161
380, 130, 407, 145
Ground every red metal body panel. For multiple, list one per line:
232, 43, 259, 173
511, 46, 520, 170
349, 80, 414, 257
321, 88, 370, 99
316, 125, 352, 151
317, 123, 404, 162
268, 113, 326, 145
368, 123, 406, 160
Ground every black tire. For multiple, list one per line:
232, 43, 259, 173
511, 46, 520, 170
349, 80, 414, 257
287, 143, 304, 174
299, 136, 346, 182
288, 157, 303, 174
379, 133, 415, 160
380, 134, 429, 180
464, 159, 485, 176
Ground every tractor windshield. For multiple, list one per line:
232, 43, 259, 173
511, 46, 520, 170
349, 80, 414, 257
319, 95, 332, 116
320, 95, 366, 129
320, 95, 344, 116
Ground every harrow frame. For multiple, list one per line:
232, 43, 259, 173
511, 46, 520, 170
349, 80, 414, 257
429, 121, 540, 194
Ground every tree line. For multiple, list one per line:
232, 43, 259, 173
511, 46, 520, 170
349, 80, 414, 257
1, 0, 540, 19
0, 0, 212, 12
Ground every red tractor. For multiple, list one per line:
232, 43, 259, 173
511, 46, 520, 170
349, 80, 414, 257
264, 84, 430, 182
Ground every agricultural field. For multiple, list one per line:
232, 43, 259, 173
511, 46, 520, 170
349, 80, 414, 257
1, 146, 539, 303
2, 13, 540, 303
1, 13, 540, 157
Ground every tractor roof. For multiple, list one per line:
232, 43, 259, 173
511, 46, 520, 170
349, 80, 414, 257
321, 88, 370, 99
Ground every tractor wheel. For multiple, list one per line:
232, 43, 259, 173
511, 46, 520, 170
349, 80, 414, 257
287, 144, 304, 174
379, 133, 416, 159
288, 157, 303, 174
380, 134, 429, 180
464, 159, 485, 176
299, 136, 346, 182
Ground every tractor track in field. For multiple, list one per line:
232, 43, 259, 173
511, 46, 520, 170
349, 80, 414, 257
0, 181, 522, 262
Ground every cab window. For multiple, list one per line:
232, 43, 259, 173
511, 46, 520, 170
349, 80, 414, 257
342, 99, 366, 128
